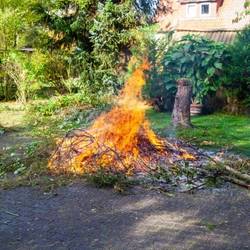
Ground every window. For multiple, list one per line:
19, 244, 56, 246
201, 3, 210, 16
186, 4, 196, 18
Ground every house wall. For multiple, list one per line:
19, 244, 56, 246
179, 2, 217, 20
158, 0, 249, 31
216, 0, 249, 29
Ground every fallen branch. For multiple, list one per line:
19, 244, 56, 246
224, 165, 250, 183
179, 183, 206, 193
200, 152, 250, 184
222, 176, 250, 189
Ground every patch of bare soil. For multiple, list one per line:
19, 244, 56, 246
0, 132, 33, 152
0, 108, 28, 148
0, 110, 25, 129
0, 108, 35, 153
0, 183, 249, 250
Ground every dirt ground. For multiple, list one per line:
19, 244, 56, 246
0, 183, 249, 250
0, 109, 31, 153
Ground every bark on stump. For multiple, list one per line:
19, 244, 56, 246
172, 78, 192, 128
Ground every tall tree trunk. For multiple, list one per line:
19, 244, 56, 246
172, 78, 192, 128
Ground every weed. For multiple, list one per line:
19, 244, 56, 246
200, 221, 217, 231
85, 169, 130, 190
149, 165, 172, 183
205, 175, 224, 188
28, 93, 109, 117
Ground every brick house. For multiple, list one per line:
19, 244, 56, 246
156, 0, 250, 43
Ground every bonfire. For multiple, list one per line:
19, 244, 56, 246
49, 59, 195, 175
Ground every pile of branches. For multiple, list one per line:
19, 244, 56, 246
49, 129, 250, 191
49, 128, 198, 175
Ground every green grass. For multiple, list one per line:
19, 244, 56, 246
147, 110, 250, 157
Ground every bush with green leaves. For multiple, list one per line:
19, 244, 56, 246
145, 34, 229, 112
0, 0, 38, 101
144, 32, 175, 111
0, 0, 152, 101
162, 35, 229, 104
28, 91, 110, 117
85, 169, 129, 188
221, 25, 250, 113
0, 0, 36, 50
89, 0, 139, 91
30, 0, 147, 95
1, 50, 50, 102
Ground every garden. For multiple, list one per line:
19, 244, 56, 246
0, 0, 249, 249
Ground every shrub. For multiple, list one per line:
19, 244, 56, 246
145, 32, 175, 111
30, 0, 146, 96
0, 50, 50, 102
163, 35, 229, 104
28, 91, 110, 117
146, 35, 229, 110
2, 52, 30, 103
221, 25, 250, 114
85, 169, 129, 189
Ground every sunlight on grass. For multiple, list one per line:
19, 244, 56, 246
147, 110, 250, 157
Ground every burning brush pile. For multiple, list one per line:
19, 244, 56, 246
49, 59, 196, 178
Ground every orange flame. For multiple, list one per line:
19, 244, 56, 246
49, 58, 195, 175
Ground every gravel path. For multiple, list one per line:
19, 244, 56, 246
0, 183, 249, 250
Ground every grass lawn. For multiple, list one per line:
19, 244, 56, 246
147, 110, 250, 157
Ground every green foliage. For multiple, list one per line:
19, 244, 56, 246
144, 32, 175, 111
28, 92, 109, 117
0, 0, 36, 50
0, 139, 48, 178
1, 50, 49, 102
221, 26, 250, 113
40, 50, 72, 95
29, 0, 145, 95
145, 34, 228, 111
162, 35, 228, 103
85, 168, 129, 189
89, 0, 139, 91
0, 0, 39, 101
149, 165, 171, 183
31, 0, 95, 50
0, 0, 148, 101
200, 221, 218, 231
2, 52, 30, 103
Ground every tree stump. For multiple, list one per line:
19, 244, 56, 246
172, 78, 192, 128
